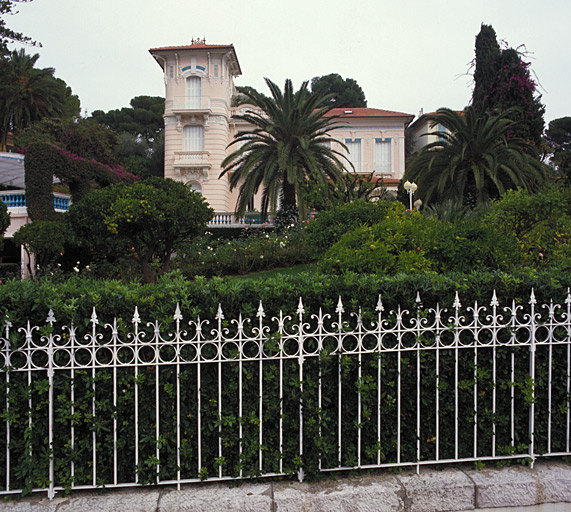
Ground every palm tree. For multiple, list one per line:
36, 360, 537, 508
0, 49, 65, 150
404, 107, 546, 206
220, 78, 348, 218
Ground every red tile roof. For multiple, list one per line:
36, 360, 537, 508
149, 43, 235, 51
323, 108, 414, 120
149, 42, 241, 74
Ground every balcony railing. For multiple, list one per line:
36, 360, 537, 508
171, 97, 211, 112
208, 212, 272, 226
0, 190, 71, 211
173, 151, 211, 169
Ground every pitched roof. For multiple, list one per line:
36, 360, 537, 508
149, 43, 235, 52
323, 107, 414, 121
149, 42, 241, 74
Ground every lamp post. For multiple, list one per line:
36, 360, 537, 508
403, 181, 417, 210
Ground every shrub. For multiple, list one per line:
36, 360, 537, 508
174, 229, 314, 278
483, 187, 571, 269
304, 199, 398, 252
13, 220, 74, 275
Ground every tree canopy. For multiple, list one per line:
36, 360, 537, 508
0, 0, 38, 55
471, 24, 545, 147
220, 78, 347, 218
0, 49, 79, 150
90, 95, 164, 143
68, 177, 213, 283
310, 73, 367, 108
404, 107, 546, 206
15, 117, 119, 164
90, 95, 165, 177
545, 117, 571, 180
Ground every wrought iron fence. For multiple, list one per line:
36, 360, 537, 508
1, 289, 570, 499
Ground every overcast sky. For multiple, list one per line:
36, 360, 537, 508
6, 0, 571, 125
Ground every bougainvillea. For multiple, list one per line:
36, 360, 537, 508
22, 142, 138, 221
471, 24, 545, 147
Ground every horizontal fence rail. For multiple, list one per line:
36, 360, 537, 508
1, 289, 571, 498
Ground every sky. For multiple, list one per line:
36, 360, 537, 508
5, 0, 571, 125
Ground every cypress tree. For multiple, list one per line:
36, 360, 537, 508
471, 24, 545, 147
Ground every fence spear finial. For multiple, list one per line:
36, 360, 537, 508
90, 307, 98, 326
336, 296, 344, 314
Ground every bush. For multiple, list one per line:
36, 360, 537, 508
174, 229, 314, 278
483, 187, 571, 269
304, 199, 398, 252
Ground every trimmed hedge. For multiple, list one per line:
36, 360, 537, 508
1, 268, 570, 491
1, 268, 569, 330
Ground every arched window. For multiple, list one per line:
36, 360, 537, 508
186, 76, 201, 108
187, 181, 202, 194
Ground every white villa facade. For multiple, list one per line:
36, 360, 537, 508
149, 40, 414, 217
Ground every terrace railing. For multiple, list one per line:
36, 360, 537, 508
1, 290, 570, 499
208, 212, 272, 226
0, 190, 71, 211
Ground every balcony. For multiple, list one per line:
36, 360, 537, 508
208, 212, 273, 227
171, 97, 212, 115
0, 190, 71, 211
173, 151, 212, 170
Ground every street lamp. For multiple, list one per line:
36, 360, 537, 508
403, 181, 418, 210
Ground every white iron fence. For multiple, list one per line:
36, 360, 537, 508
1, 290, 571, 499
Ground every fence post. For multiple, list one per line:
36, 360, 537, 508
529, 289, 537, 468
45, 310, 56, 500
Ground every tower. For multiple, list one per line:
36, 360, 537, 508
149, 39, 241, 212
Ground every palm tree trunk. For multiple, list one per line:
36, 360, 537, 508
282, 180, 297, 211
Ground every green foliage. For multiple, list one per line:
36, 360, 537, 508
404, 107, 545, 206
90, 95, 164, 144
471, 24, 545, 146
24, 142, 138, 221
0, 197, 9, 248
303, 171, 389, 211
69, 178, 214, 283
483, 187, 571, 268
174, 229, 314, 278
310, 73, 367, 108
0, 49, 79, 150
15, 118, 120, 165
544, 117, 571, 180
0, 0, 38, 54
320, 187, 571, 276
0, 264, 569, 489
319, 208, 437, 275
13, 220, 73, 272
304, 199, 397, 252
220, 78, 347, 218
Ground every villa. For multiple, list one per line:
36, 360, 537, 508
148, 39, 414, 221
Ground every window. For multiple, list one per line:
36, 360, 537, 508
345, 139, 362, 172
183, 125, 204, 156
213, 64, 219, 78
437, 124, 446, 141
187, 181, 202, 194
186, 76, 201, 108
374, 138, 392, 174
